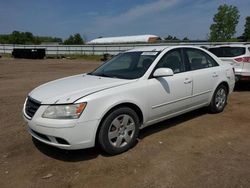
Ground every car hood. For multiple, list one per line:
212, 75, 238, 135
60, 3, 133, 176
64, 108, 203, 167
29, 74, 135, 104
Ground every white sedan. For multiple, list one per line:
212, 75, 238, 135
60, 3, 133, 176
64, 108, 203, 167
23, 46, 235, 155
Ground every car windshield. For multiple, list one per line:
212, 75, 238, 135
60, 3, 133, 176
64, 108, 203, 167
209, 47, 246, 57
89, 51, 160, 79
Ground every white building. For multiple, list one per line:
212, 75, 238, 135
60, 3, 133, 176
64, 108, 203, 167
88, 35, 161, 44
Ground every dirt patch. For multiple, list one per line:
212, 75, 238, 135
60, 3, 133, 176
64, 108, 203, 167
1, 58, 250, 188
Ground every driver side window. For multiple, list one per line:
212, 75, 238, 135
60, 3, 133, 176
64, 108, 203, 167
156, 49, 185, 73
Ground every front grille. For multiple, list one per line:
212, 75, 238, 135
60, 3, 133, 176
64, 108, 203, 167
25, 97, 41, 118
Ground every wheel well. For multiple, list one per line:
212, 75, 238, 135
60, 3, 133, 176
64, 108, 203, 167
95, 103, 144, 146
219, 81, 229, 93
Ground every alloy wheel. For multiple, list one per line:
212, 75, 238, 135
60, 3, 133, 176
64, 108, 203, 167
108, 114, 136, 148
215, 88, 226, 110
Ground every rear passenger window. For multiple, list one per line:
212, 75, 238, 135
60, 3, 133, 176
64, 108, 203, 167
156, 49, 185, 73
205, 53, 219, 67
185, 49, 218, 70
209, 47, 246, 57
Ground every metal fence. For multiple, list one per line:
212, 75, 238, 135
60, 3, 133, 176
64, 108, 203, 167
0, 42, 248, 56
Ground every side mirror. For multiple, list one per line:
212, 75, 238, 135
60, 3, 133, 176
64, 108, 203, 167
153, 68, 174, 77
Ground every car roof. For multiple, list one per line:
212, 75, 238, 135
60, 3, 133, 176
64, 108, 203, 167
128, 46, 169, 52
127, 45, 206, 52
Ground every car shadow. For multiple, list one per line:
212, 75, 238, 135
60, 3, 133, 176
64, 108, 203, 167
33, 108, 208, 162
33, 138, 103, 162
234, 82, 250, 91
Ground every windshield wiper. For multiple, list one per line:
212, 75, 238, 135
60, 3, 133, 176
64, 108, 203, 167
88, 72, 128, 79
93, 73, 115, 78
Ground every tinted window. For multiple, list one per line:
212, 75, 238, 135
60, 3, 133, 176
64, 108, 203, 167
156, 49, 185, 73
205, 53, 219, 67
209, 47, 246, 57
90, 51, 159, 79
105, 55, 131, 71
185, 49, 218, 70
137, 55, 156, 69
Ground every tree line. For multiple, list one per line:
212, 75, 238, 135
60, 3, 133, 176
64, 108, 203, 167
209, 4, 249, 42
0, 31, 85, 45
0, 4, 249, 44
164, 4, 249, 42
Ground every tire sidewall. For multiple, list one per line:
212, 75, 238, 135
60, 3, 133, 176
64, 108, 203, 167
210, 85, 228, 113
98, 107, 140, 155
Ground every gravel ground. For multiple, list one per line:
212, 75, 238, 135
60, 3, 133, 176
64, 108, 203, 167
0, 58, 250, 188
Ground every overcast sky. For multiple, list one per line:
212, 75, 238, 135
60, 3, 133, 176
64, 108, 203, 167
0, 0, 249, 41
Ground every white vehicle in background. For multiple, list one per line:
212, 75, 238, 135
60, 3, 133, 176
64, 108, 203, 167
209, 45, 250, 82
23, 46, 235, 155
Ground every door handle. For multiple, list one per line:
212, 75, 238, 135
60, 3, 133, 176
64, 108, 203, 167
184, 78, 192, 84
212, 72, 218, 78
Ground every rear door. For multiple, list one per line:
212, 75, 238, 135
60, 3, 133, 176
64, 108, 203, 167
184, 48, 220, 106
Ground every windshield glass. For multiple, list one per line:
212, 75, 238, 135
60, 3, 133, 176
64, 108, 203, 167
209, 47, 246, 57
89, 51, 159, 79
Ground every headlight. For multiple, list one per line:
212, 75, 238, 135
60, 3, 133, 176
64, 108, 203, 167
42, 103, 87, 119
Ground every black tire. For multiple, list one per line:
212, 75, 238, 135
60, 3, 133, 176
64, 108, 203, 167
209, 84, 228, 113
98, 107, 140, 155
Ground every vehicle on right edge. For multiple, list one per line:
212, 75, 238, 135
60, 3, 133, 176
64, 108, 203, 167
209, 44, 250, 82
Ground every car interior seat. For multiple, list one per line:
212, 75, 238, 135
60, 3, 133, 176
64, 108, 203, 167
164, 56, 181, 73
191, 57, 204, 70
142, 58, 153, 71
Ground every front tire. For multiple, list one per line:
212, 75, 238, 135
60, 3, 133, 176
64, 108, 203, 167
209, 84, 228, 113
98, 107, 140, 155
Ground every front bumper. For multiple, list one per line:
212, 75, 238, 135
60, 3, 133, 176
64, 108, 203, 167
23, 107, 100, 150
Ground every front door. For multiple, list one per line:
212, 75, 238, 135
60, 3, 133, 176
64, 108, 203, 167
147, 49, 193, 123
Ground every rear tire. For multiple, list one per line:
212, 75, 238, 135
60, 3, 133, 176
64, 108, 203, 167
98, 107, 140, 155
209, 84, 228, 113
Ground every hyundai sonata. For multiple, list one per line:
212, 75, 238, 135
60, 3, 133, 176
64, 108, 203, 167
23, 46, 235, 155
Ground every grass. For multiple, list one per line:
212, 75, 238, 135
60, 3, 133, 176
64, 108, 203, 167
0, 53, 12, 58
0, 53, 103, 61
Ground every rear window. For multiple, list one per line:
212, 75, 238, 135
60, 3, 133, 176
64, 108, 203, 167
209, 47, 246, 57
